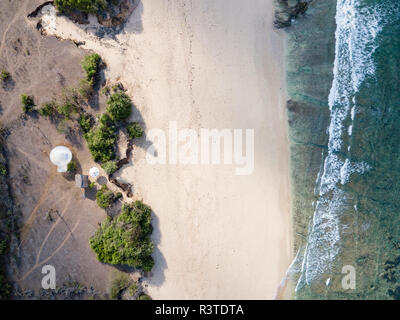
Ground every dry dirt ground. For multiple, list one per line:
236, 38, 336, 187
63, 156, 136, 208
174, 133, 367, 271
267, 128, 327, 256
0, 0, 136, 299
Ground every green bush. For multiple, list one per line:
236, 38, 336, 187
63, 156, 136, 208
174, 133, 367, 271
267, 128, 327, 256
21, 94, 35, 113
89, 201, 154, 271
85, 122, 117, 162
0, 70, 10, 81
81, 53, 101, 82
39, 101, 57, 117
0, 163, 7, 177
96, 184, 114, 209
67, 160, 77, 173
137, 294, 152, 300
79, 114, 93, 133
54, 0, 107, 14
101, 160, 118, 175
126, 122, 143, 139
106, 92, 132, 121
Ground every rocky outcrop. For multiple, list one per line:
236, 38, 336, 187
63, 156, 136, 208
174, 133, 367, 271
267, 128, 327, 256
274, 0, 311, 29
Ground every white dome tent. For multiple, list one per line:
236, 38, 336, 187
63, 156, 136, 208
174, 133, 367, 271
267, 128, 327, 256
89, 167, 100, 178
49, 146, 72, 172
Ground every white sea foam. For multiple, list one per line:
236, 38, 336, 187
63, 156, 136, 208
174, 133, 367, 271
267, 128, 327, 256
296, 0, 397, 290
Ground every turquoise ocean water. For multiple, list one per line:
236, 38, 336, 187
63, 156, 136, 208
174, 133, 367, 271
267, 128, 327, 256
286, 0, 400, 299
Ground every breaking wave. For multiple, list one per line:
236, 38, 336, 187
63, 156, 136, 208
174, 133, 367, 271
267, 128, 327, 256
295, 0, 399, 290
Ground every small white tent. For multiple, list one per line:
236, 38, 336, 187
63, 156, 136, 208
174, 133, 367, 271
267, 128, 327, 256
50, 146, 72, 172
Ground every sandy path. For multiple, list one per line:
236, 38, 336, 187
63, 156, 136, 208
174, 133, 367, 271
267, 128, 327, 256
40, 0, 292, 299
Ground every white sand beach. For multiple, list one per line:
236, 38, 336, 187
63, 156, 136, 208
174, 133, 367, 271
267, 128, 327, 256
40, 0, 292, 299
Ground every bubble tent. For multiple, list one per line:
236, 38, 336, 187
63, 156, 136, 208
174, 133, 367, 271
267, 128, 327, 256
49, 146, 72, 172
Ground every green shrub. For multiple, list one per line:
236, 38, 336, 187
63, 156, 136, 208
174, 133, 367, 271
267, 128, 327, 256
0, 70, 10, 81
137, 294, 152, 300
101, 160, 118, 175
21, 94, 35, 113
89, 201, 154, 271
67, 160, 77, 173
99, 112, 113, 126
0, 163, 7, 177
126, 122, 143, 139
89, 182, 96, 189
79, 114, 93, 133
39, 101, 57, 117
54, 0, 107, 14
96, 184, 114, 209
84, 122, 117, 162
106, 92, 132, 121
81, 53, 101, 82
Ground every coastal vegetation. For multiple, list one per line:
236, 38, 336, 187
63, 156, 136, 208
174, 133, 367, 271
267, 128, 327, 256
81, 53, 101, 84
0, 70, 10, 82
0, 163, 7, 176
67, 160, 77, 173
96, 184, 115, 209
101, 160, 118, 175
106, 92, 132, 121
54, 0, 107, 14
109, 271, 137, 299
89, 201, 154, 272
126, 122, 143, 139
85, 121, 117, 162
21, 94, 35, 113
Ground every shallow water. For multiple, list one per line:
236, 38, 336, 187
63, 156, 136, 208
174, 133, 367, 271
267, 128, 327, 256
286, 0, 400, 299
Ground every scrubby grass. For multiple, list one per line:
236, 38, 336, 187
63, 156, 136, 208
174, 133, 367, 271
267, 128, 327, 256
137, 294, 152, 300
126, 122, 143, 139
96, 184, 115, 209
78, 79, 93, 99
54, 0, 107, 14
106, 92, 132, 121
21, 94, 35, 113
0, 164, 7, 177
89, 201, 154, 271
39, 101, 57, 117
101, 160, 118, 175
109, 272, 131, 300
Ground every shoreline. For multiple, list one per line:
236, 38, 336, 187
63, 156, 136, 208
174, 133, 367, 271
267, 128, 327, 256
37, 1, 292, 299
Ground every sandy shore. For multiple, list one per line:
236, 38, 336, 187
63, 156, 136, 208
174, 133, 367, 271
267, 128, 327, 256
40, 0, 292, 299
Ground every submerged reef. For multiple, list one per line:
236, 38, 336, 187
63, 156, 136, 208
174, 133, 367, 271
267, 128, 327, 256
274, 0, 311, 29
